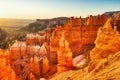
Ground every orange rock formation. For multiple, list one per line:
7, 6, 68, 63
30, 56, 41, 78
89, 18, 120, 72
49, 15, 106, 65
0, 49, 16, 80
3, 13, 120, 79
51, 14, 120, 80
9, 40, 49, 79
90, 18, 120, 61
85, 14, 106, 26
57, 32, 73, 73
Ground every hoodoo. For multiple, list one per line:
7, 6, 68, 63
1, 11, 120, 80
57, 32, 73, 73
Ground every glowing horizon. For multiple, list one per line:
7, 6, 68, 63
0, 0, 120, 19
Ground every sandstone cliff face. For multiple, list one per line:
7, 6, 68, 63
0, 49, 16, 80
49, 15, 106, 65
90, 18, 120, 61
49, 27, 63, 64
64, 17, 83, 56
89, 18, 120, 72
85, 14, 106, 26
51, 18, 120, 80
49, 17, 83, 64
57, 32, 73, 73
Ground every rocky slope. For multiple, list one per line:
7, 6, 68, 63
51, 51, 120, 80
51, 18, 120, 80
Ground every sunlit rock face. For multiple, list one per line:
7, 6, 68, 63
49, 15, 106, 65
90, 18, 120, 61
30, 56, 50, 78
85, 14, 106, 26
9, 41, 48, 79
89, 18, 120, 72
49, 17, 84, 64
57, 32, 73, 73
49, 26, 63, 64
42, 57, 50, 76
30, 56, 41, 78
64, 17, 83, 56
0, 49, 16, 80
51, 15, 120, 80
5, 14, 120, 79
82, 14, 106, 49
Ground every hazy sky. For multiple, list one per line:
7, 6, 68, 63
0, 0, 120, 19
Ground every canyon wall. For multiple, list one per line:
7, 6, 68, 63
51, 13, 120, 80
89, 18, 120, 72
49, 14, 107, 65
1, 13, 120, 80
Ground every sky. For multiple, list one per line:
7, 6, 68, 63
0, 0, 120, 19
